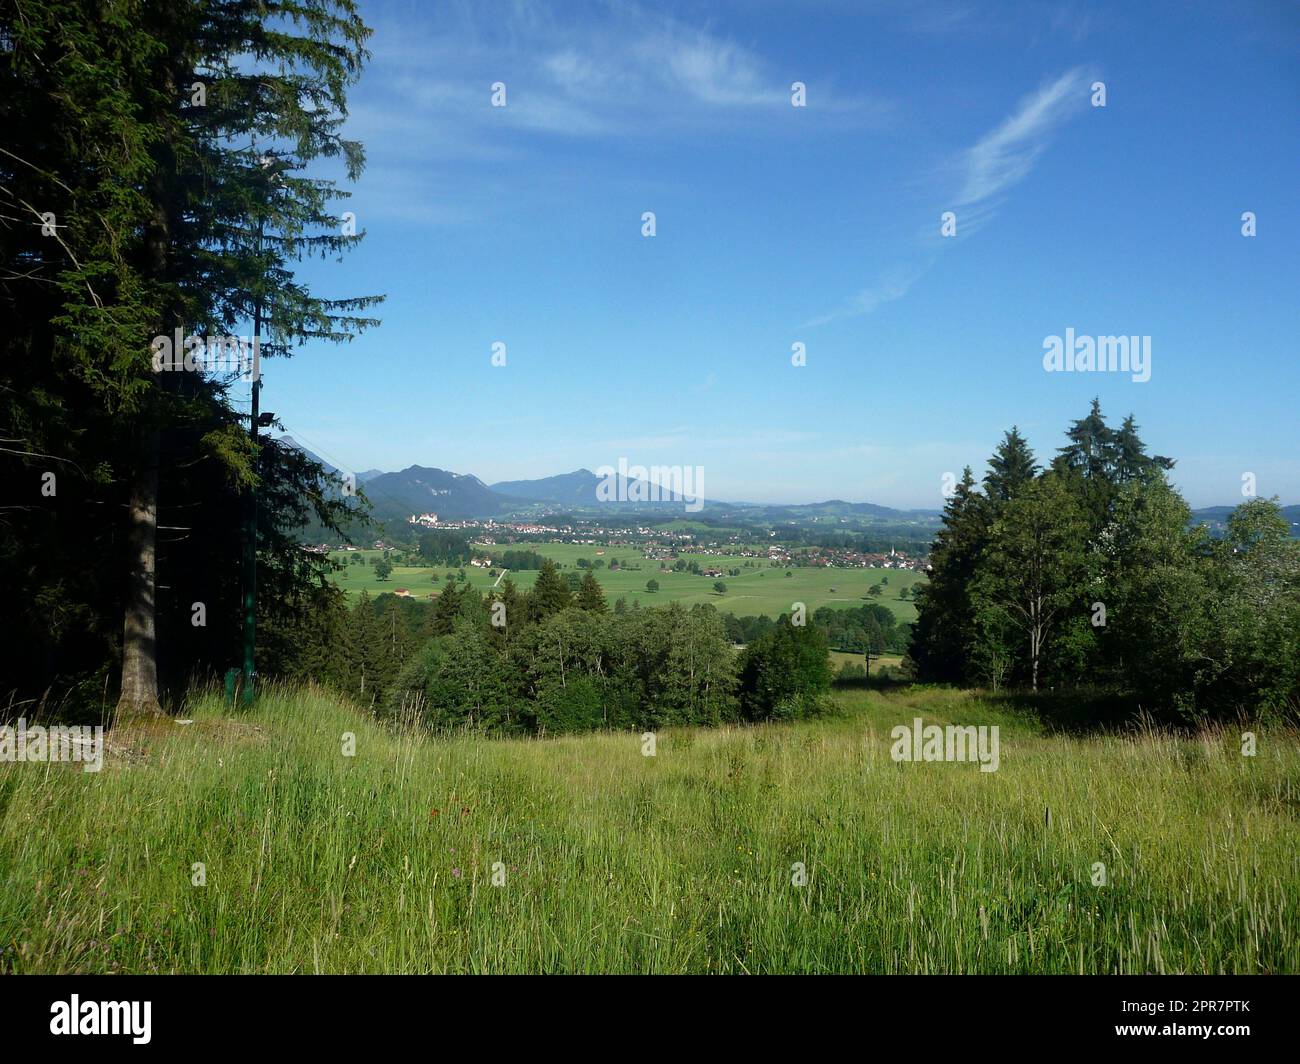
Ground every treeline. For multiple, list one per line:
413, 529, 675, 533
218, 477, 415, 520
413, 535, 549, 573
416, 530, 474, 566
487, 549, 546, 571
271, 560, 833, 734
773, 527, 934, 555
910, 402, 1300, 722
724, 604, 909, 656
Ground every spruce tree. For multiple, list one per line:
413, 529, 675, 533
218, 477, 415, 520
497, 575, 524, 634
112, 0, 380, 715
1054, 398, 1115, 482
1113, 414, 1175, 483
1052, 398, 1120, 533
432, 578, 462, 636
983, 426, 1039, 502
577, 570, 608, 612
908, 467, 989, 683
529, 559, 572, 621
1, 1, 167, 712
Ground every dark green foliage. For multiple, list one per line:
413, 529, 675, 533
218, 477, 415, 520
737, 619, 832, 721
417, 530, 474, 566
983, 426, 1038, 502
910, 405, 1299, 722
908, 467, 988, 685
969, 472, 1091, 691
431, 578, 464, 636
0, 0, 380, 713
813, 604, 906, 656
379, 601, 744, 735
528, 558, 572, 621
577, 570, 607, 612
488, 549, 546, 571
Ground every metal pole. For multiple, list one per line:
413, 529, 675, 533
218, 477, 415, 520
241, 210, 264, 707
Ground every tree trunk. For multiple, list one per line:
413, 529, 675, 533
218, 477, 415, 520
116, 103, 174, 720
116, 431, 163, 718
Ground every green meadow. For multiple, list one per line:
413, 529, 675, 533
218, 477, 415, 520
2, 683, 1294, 974
330, 546, 926, 621
830, 650, 904, 673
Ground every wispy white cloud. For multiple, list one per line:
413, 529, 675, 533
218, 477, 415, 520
807, 66, 1094, 325
955, 66, 1093, 207
354, 2, 891, 151
343, 3, 892, 226
640, 29, 786, 107
803, 262, 930, 328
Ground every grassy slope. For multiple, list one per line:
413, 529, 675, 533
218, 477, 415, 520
333, 547, 925, 622
1, 685, 1295, 974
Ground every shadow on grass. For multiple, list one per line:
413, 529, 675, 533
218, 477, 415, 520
831, 672, 912, 694
980, 686, 1151, 736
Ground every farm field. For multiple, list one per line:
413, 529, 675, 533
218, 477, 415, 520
829, 650, 905, 673
3, 682, 1295, 974
329, 546, 926, 622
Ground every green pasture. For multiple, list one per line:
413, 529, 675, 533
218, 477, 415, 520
328, 545, 925, 621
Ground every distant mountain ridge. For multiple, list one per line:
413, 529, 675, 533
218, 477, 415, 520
489, 468, 696, 508
1192, 504, 1300, 529
277, 438, 1295, 531
363, 465, 512, 521
489, 469, 602, 506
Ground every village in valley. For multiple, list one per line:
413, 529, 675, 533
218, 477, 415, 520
311, 509, 931, 623
317, 513, 928, 573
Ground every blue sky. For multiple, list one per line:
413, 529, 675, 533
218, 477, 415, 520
264, 0, 1299, 509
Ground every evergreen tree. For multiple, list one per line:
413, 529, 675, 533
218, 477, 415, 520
528, 559, 572, 621
1, 1, 168, 714
118, 0, 379, 715
1112, 414, 1175, 483
737, 617, 831, 721
492, 575, 524, 643
1051, 399, 1123, 533
1, 0, 381, 715
432, 577, 462, 636
341, 592, 385, 707
577, 570, 607, 612
1053, 398, 1115, 482
983, 426, 1039, 502
908, 467, 989, 683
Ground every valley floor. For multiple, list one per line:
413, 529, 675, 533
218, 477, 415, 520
1, 685, 1295, 973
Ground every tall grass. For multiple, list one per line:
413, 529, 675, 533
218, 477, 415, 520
1, 683, 1295, 973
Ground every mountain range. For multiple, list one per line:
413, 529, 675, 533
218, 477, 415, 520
278, 437, 1299, 534
278, 438, 942, 526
